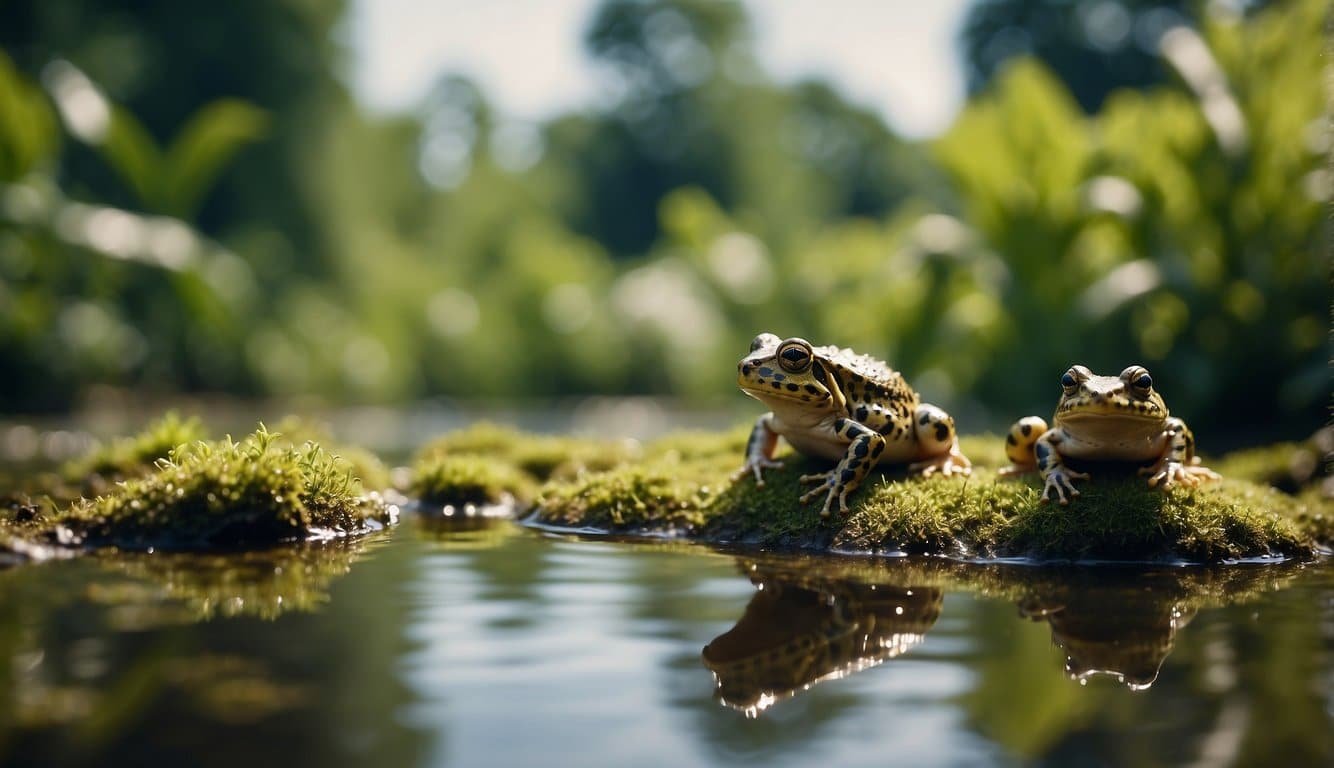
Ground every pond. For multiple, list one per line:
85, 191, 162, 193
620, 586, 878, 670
1, 517, 1330, 767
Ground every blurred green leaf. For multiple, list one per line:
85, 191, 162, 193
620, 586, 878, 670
162, 99, 268, 219
0, 51, 57, 181
101, 105, 164, 208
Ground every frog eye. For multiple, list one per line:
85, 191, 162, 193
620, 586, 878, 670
777, 338, 813, 373
1060, 365, 1088, 394
1122, 365, 1153, 394
749, 333, 780, 353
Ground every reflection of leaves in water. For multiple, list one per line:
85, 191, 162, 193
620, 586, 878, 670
703, 563, 941, 715
86, 535, 384, 623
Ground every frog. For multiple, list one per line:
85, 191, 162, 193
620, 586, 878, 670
1001, 364, 1220, 504
735, 333, 971, 517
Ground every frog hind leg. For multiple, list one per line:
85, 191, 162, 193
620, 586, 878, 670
798, 418, 886, 517
999, 416, 1050, 477
1035, 431, 1090, 505
907, 403, 972, 477
1140, 418, 1222, 489
733, 412, 784, 486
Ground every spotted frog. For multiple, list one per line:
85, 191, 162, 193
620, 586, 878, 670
1002, 364, 1220, 504
735, 333, 971, 516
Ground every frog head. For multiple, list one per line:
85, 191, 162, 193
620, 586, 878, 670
1054, 364, 1169, 436
737, 333, 835, 409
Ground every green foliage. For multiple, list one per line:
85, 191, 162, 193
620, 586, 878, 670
99, 98, 268, 219
961, 0, 1211, 113
0, 0, 1323, 443
43, 425, 387, 551
0, 53, 57, 181
930, 0, 1327, 433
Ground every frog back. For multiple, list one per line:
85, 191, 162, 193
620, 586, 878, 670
815, 346, 920, 411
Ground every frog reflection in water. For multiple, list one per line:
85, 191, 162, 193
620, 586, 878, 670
1002, 364, 1220, 504
701, 566, 942, 715
736, 334, 971, 516
1018, 574, 1198, 690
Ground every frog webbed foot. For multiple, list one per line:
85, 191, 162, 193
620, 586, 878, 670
908, 445, 972, 478
734, 456, 784, 486
1041, 468, 1090, 505
735, 413, 783, 486
1139, 459, 1221, 489
1140, 419, 1221, 490
798, 471, 848, 517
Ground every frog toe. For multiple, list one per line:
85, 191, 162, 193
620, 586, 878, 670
799, 481, 830, 504
735, 458, 784, 486
1041, 471, 1085, 504
818, 487, 850, 518
909, 448, 972, 478
1148, 462, 1219, 489
1187, 464, 1222, 482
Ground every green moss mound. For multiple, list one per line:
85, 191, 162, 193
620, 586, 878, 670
16, 413, 391, 513
409, 421, 636, 505
268, 416, 392, 491
410, 454, 531, 506
521, 427, 1331, 564
14, 425, 391, 553
68, 412, 209, 483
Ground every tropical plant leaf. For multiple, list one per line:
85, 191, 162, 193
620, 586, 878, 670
0, 51, 58, 181
161, 99, 268, 219
101, 105, 165, 209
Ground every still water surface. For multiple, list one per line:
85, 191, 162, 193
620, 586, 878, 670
1, 519, 1330, 767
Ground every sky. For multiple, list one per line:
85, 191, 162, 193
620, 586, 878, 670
348, 0, 973, 139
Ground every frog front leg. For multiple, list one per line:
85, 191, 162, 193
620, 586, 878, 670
906, 403, 972, 477
798, 418, 886, 517
734, 412, 784, 486
1140, 418, 1221, 489
1034, 430, 1090, 505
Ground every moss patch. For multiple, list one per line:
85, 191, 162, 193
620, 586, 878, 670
522, 427, 1331, 564
67, 412, 208, 483
268, 416, 391, 491
410, 454, 531, 506
408, 421, 636, 505
5, 425, 391, 554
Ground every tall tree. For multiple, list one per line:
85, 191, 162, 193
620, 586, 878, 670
962, 0, 1272, 113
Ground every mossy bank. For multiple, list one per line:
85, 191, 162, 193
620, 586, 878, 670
2, 420, 394, 559
418, 424, 1332, 564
